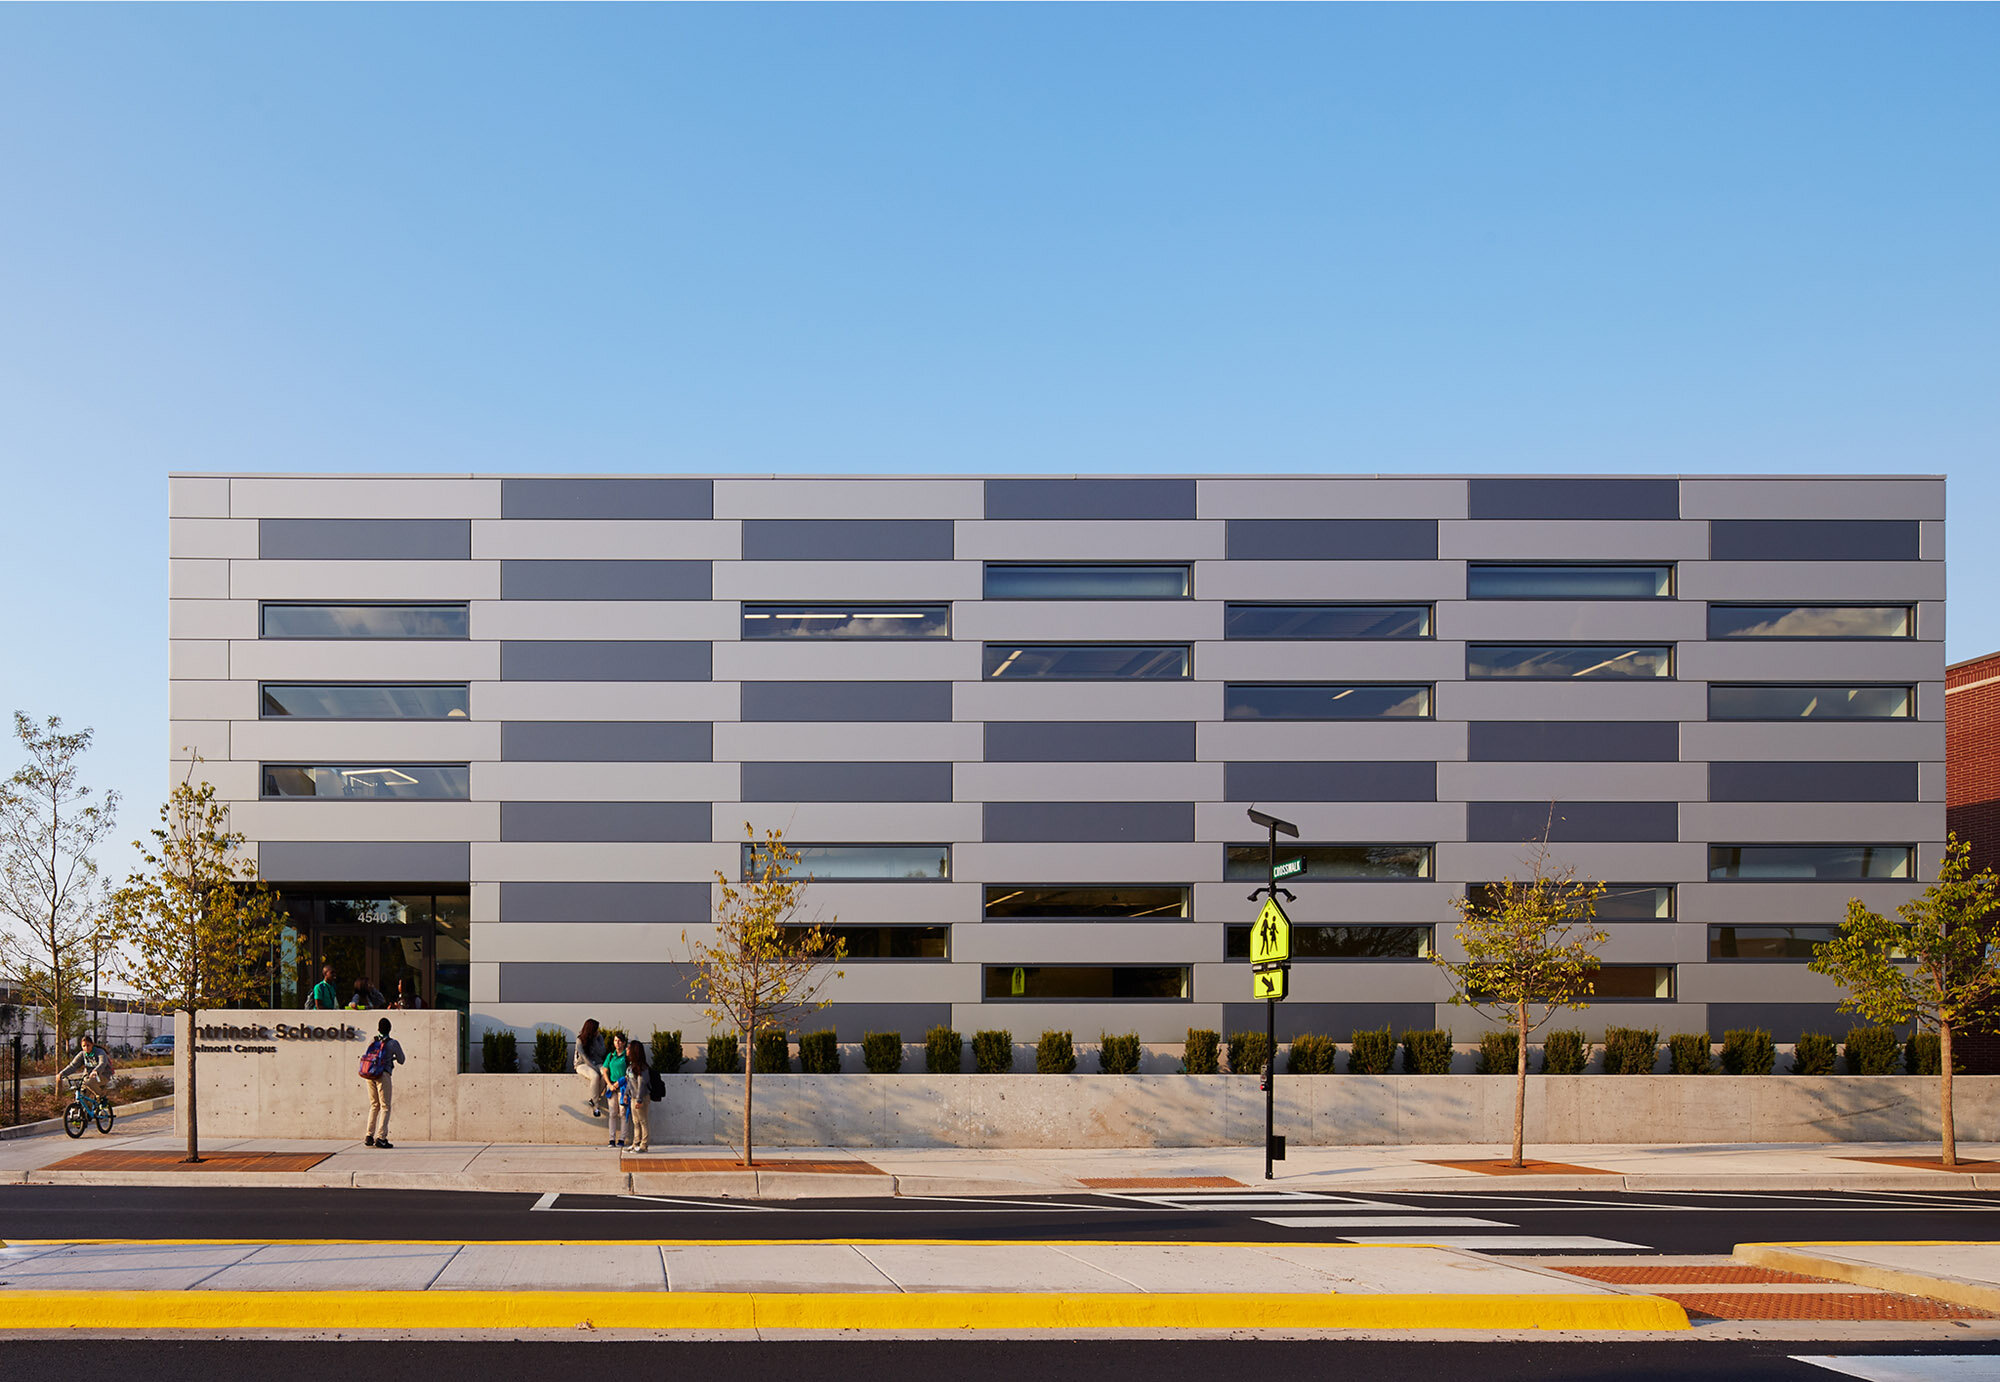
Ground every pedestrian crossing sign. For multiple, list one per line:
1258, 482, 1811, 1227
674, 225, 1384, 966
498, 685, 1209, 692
1249, 898, 1291, 966
1253, 967, 1288, 1001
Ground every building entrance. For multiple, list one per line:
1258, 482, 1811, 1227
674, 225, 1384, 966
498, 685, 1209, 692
271, 889, 470, 1018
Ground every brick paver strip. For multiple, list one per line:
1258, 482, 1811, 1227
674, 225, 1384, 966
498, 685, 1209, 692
1077, 1177, 1246, 1189
620, 1157, 885, 1174
1660, 1291, 1995, 1321
47, 1150, 332, 1173
1554, 1265, 1826, 1286
1840, 1156, 2000, 1173
1417, 1159, 1615, 1176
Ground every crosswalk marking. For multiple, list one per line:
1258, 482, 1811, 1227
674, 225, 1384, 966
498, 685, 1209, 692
1793, 1358, 2000, 1381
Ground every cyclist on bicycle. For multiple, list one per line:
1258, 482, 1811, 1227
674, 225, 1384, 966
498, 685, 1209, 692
58, 1033, 113, 1100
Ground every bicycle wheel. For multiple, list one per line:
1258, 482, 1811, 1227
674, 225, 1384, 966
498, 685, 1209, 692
62, 1102, 88, 1138
95, 1099, 115, 1134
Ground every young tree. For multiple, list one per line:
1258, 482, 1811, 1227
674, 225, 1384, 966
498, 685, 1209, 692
108, 768, 284, 1163
686, 826, 844, 1166
0, 714, 120, 1054
1433, 837, 1608, 1168
1809, 835, 2000, 1167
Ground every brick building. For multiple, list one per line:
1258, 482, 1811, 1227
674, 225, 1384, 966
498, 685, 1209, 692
1947, 650, 2000, 874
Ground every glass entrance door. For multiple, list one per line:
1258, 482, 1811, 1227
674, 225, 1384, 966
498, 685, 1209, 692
315, 929, 431, 1007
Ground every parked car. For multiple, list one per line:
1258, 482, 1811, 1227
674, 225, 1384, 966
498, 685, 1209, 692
139, 1034, 174, 1058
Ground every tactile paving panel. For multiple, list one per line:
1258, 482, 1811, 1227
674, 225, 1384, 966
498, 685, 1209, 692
1660, 1292, 1995, 1321
47, 1150, 331, 1172
621, 1157, 885, 1174
1554, 1265, 1825, 1286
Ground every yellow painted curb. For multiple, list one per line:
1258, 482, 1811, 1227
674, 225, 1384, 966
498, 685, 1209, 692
1734, 1242, 2000, 1317
0, 1290, 1689, 1332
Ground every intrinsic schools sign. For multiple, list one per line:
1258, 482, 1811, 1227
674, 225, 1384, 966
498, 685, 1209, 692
192, 1021, 365, 1054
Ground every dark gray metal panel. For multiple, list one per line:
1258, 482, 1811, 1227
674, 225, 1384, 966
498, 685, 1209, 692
1467, 801, 1679, 843
499, 641, 711, 681
500, 721, 712, 762
983, 478, 1196, 521
259, 842, 470, 882
1221, 1003, 1437, 1045
984, 721, 1197, 763
818, 1003, 957, 1044
982, 801, 1194, 843
1225, 520, 1438, 561
499, 561, 711, 601
258, 519, 470, 561
499, 882, 710, 924
501, 478, 714, 520
500, 802, 713, 842
1707, 1003, 1883, 1044
1223, 761, 1437, 802
1709, 761, 1919, 803
741, 761, 953, 802
1710, 520, 1920, 562
1469, 721, 1679, 763
741, 681, 952, 723
741, 519, 955, 561
499, 962, 700, 1004
1468, 478, 1680, 521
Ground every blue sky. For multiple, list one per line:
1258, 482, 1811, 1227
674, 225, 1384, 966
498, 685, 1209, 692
0, 5, 1993, 865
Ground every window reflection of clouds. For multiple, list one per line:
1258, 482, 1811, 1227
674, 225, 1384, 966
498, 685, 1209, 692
1467, 645, 1672, 679
1709, 605, 1912, 639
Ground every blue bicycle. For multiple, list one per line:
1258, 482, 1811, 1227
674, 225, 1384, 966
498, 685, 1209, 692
62, 1078, 115, 1138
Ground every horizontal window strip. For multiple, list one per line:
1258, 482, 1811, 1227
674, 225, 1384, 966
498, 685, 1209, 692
983, 964, 1191, 1001
260, 683, 469, 720
1223, 603, 1432, 640
1468, 883, 1673, 920
1466, 644, 1672, 680
982, 643, 1191, 680
259, 603, 469, 640
1222, 844, 1432, 882
1709, 684, 1913, 720
1708, 925, 1841, 960
984, 885, 1190, 920
744, 844, 951, 882
982, 563, 1190, 600
1225, 684, 1432, 721
1708, 844, 1915, 881
260, 764, 469, 800
817, 924, 950, 960
741, 603, 949, 640
1707, 604, 1914, 639
1225, 924, 1432, 960
1467, 563, 1673, 600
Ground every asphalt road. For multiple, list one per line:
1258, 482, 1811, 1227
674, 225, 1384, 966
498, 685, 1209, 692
0, 1339, 1996, 1382
5, 1184, 2000, 1254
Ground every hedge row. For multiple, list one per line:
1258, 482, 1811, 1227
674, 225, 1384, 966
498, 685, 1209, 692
481, 1023, 1943, 1075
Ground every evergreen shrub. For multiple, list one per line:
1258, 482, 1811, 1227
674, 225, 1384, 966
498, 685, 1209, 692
480, 1029, 517, 1073
1541, 1030, 1588, 1075
861, 1031, 903, 1074
972, 1029, 1014, 1074
1720, 1028, 1776, 1075
649, 1030, 683, 1075
1602, 1027, 1660, 1075
799, 1029, 839, 1074
1475, 1030, 1519, 1075
1843, 1026, 1900, 1075
753, 1029, 791, 1074
1668, 1033, 1712, 1075
924, 1025, 963, 1074
1227, 1030, 1272, 1076
1790, 1032, 1837, 1076
1287, 1033, 1338, 1074
705, 1032, 741, 1074
1098, 1032, 1142, 1074
1906, 1031, 1948, 1075
531, 1025, 567, 1073
1402, 1028, 1454, 1075
1348, 1026, 1395, 1074
1037, 1030, 1077, 1074
1182, 1028, 1221, 1074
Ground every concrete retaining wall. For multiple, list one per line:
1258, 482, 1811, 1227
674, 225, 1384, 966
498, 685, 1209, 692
176, 1014, 1999, 1146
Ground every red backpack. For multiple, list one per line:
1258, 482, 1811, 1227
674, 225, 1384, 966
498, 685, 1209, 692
359, 1037, 390, 1080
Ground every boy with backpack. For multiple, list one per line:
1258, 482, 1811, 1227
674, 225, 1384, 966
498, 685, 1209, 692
360, 1017, 405, 1148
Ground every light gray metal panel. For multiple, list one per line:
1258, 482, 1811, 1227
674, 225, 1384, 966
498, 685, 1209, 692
1709, 761, 1918, 803
232, 559, 500, 601
983, 802, 1195, 843
1201, 720, 1467, 763
1438, 761, 1707, 804
501, 477, 713, 520
956, 600, 1221, 643
741, 519, 954, 561
1441, 842, 1706, 882
258, 519, 470, 560
1225, 519, 1438, 561
1435, 599, 1707, 641
713, 560, 984, 601
1684, 801, 1942, 841
962, 761, 1220, 802
954, 923, 1213, 965
1223, 762, 1436, 802
741, 761, 953, 802
1679, 640, 1942, 684
479, 681, 741, 723
1196, 478, 1468, 520
499, 641, 711, 681
475, 760, 739, 803
741, 681, 952, 722
806, 1003, 958, 1043
1193, 881, 1461, 924
500, 721, 711, 762
1468, 721, 1678, 762
1195, 801, 1465, 842
1678, 880, 1924, 923
1923, 519, 1945, 561
471, 599, 736, 642
984, 721, 1196, 763
1468, 477, 1679, 521
1437, 680, 1706, 723
803, 882, 981, 922
714, 478, 982, 519
1197, 640, 1462, 682
232, 476, 500, 519
500, 801, 712, 842
499, 962, 699, 1003
1678, 561, 1945, 602
1439, 520, 1707, 561
1466, 801, 1678, 843
1680, 720, 1944, 764
984, 478, 1196, 521
1710, 520, 1920, 562
958, 842, 1215, 883
1217, 1001, 1437, 1041
713, 721, 979, 763
716, 640, 979, 683
956, 681, 1223, 725
728, 801, 981, 841
956, 521, 1224, 561
1680, 477, 1944, 520
258, 841, 470, 882
171, 475, 230, 518
500, 881, 711, 923
499, 561, 711, 601
1195, 560, 1465, 601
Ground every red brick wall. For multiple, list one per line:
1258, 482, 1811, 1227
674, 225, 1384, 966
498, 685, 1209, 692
1947, 650, 2000, 875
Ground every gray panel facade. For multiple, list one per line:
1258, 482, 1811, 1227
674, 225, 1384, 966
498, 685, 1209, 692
984, 721, 1196, 762
1710, 520, 1921, 562
500, 640, 712, 682
984, 478, 1195, 521
1223, 761, 1437, 802
1470, 721, 1679, 762
741, 519, 955, 561
499, 962, 700, 1004
1709, 761, 1920, 803
501, 477, 714, 520
741, 681, 952, 722
259, 519, 471, 561
1224, 519, 1438, 561
741, 761, 954, 802
500, 721, 712, 762
1467, 477, 1680, 521
499, 882, 711, 924
984, 801, 1195, 842
500, 802, 713, 842
500, 560, 712, 601
1467, 801, 1680, 843
259, 842, 471, 882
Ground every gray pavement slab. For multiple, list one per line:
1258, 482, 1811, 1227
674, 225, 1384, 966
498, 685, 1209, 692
432, 1243, 668, 1292
852, 1243, 1136, 1294
662, 1244, 898, 1293
1244, 1244, 1623, 1296
1045, 1242, 1346, 1294
200, 1242, 460, 1291
0, 1242, 261, 1290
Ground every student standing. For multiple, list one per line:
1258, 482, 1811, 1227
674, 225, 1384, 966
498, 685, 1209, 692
304, 964, 339, 1010
573, 1018, 607, 1117
602, 1032, 629, 1148
362, 1017, 406, 1149
625, 1040, 651, 1153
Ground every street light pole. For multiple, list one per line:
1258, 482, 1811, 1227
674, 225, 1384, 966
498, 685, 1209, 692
1246, 808, 1297, 1181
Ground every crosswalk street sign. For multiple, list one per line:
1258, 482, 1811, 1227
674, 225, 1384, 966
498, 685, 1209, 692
1249, 897, 1292, 966
1253, 967, 1288, 1000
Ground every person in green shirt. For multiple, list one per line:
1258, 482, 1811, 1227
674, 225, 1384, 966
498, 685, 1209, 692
305, 964, 339, 1011
602, 1033, 629, 1148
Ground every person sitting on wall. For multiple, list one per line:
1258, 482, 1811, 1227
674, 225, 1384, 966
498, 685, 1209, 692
305, 964, 340, 1010
346, 980, 376, 1011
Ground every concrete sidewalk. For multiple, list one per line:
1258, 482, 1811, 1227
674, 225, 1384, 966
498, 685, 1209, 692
6, 1118, 2000, 1195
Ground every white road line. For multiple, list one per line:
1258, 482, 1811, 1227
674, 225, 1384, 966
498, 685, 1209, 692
1337, 1234, 1648, 1250
1792, 1357, 2000, 1381
529, 1192, 558, 1211
1255, 1216, 1511, 1229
